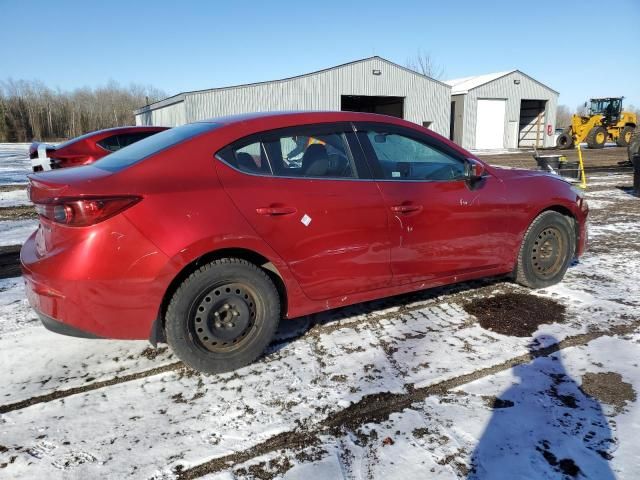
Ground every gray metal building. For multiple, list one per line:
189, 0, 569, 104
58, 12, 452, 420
446, 70, 558, 150
134, 57, 452, 137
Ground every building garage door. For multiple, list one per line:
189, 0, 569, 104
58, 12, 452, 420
475, 99, 506, 149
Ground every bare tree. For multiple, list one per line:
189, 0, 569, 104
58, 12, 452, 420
405, 50, 445, 80
625, 104, 640, 116
0, 79, 165, 142
555, 105, 573, 128
576, 102, 588, 116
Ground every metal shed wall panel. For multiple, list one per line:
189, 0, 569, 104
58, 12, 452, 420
451, 94, 466, 145
460, 71, 557, 150
135, 101, 186, 127
181, 58, 451, 136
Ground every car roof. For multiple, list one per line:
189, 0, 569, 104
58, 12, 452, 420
90, 125, 169, 134
195, 111, 412, 128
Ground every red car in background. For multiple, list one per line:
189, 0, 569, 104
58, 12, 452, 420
29, 125, 168, 171
21, 111, 588, 374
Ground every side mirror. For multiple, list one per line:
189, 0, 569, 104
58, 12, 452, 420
466, 158, 485, 181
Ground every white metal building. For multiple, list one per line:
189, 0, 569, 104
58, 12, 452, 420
134, 57, 452, 137
446, 70, 558, 150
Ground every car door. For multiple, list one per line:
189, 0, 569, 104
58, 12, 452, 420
215, 122, 392, 301
355, 122, 512, 285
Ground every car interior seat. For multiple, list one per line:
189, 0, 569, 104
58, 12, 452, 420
236, 152, 260, 173
301, 144, 330, 176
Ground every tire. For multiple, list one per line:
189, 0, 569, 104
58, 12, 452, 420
617, 126, 634, 147
629, 126, 640, 162
165, 258, 280, 374
586, 126, 607, 149
515, 211, 575, 289
556, 132, 574, 149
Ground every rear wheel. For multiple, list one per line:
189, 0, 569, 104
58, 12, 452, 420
515, 211, 575, 288
586, 126, 607, 149
556, 132, 574, 149
617, 126, 634, 147
165, 258, 280, 374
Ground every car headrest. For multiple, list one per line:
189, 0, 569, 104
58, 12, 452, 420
302, 144, 329, 176
236, 152, 259, 172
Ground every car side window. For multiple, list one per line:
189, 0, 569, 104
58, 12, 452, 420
97, 135, 121, 152
364, 129, 466, 181
268, 132, 355, 178
217, 126, 357, 179
217, 141, 271, 175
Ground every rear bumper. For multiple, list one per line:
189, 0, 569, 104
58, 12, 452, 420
38, 311, 102, 339
21, 219, 171, 340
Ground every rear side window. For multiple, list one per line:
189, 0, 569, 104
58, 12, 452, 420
118, 132, 158, 147
217, 126, 357, 179
97, 135, 121, 152
94, 123, 216, 172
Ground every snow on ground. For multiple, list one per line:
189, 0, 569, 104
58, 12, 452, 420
0, 143, 30, 185
0, 138, 638, 480
0, 219, 38, 247
0, 188, 29, 208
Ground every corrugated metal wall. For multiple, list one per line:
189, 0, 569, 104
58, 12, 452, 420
458, 72, 557, 150
136, 58, 451, 137
451, 94, 466, 145
135, 101, 186, 127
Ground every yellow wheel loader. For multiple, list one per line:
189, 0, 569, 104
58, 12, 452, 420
556, 97, 637, 149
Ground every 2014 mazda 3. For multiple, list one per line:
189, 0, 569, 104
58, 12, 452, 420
21, 111, 588, 373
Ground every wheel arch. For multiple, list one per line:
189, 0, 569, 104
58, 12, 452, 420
511, 204, 578, 272
150, 247, 289, 345
538, 204, 578, 237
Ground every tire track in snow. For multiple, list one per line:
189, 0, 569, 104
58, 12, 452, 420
0, 361, 183, 414
176, 320, 640, 480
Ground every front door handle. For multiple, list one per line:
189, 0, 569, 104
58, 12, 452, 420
390, 204, 423, 214
256, 206, 297, 216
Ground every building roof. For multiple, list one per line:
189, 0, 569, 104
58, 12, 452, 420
134, 56, 449, 115
445, 70, 559, 95
445, 71, 515, 94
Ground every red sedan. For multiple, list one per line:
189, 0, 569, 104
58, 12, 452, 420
21, 112, 588, 374
29, 125, 168, 171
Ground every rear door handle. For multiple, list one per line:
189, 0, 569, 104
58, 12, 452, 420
256, 206, 297, 216
390, 204, 423, 214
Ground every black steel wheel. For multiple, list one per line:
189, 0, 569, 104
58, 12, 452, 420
515, 211, 575, 288
165, 258, 280, 374
530, 226, 566, 280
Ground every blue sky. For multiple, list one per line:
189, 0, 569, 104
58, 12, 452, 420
1, 0, 639, 109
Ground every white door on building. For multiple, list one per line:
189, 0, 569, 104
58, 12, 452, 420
475, 99, 506, 149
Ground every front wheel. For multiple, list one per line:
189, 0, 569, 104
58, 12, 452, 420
165, 258, 280, 374
586, 126, 607, 149
515, 211, 575, 288
617, 126, 634, 147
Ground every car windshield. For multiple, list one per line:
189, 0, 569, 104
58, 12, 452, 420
93, 123, 217, 172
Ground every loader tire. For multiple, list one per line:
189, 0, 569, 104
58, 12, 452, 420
586, 126, 607, 149
629, 126, 640, 163
617, 126, 634, 147
556, 133, 574, 149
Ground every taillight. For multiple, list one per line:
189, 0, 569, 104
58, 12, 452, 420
34, 197, 141, 227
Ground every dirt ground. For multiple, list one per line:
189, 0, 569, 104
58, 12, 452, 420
478, 145, 631, 170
